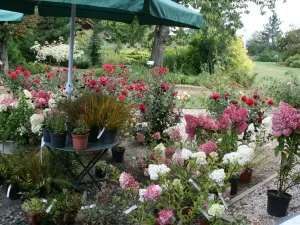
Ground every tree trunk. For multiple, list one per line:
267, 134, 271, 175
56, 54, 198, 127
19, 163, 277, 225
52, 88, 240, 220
1, 39, 9, 73
150, 25, 170, 68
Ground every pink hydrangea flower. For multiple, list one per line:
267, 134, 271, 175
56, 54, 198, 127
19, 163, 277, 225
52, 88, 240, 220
119, 172, 139, 192
163, 158, 169, 166
165, 147, 175, 158
158, 209, 174, 225
172, 153, 184, 166
272, 101, 300, 137
152, 132, 161, 140
199, 141, 218, 155
170, 128, 181, 141
137, 132, 145, 143
144, 184, 162, 201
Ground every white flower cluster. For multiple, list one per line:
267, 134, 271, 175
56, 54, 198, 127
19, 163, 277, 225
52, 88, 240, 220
180, 148, 193, 160
191, 152, 207, 165
139, 189, 146, 202
162, 179, 183, 190
223, 145, 254, 166
23, 90, 32, 99
0, 104, 7, 112
17, 125, 28, 136
30, 114, 44, 134
154, 143, 166, 155
209, 169, 226, 186
208, 203, 225, 218
148, 164, 170, 180
31, 37, 84, 63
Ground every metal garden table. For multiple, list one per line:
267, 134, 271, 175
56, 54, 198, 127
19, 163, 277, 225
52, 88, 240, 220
44, 138, 119, 192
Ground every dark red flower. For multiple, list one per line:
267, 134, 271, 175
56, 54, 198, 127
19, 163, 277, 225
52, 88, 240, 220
172, 91, 179, 96
139, 104, 146, 112
258, 117, 263, 123
100, 77, 107, 86
130, 104, 135, 108
136, 92, 142, 98
268, 99, 274, 105
133, 79, 137, 83
241, 95, 247, 102
212, 93, 220, 100
33, 78, 41, 84
10, 73, 17, 80
122, 89, 129, 95
257, 111, 263, 117
88, 71, 94, 76
46, 72, 53, 80
23, 70, 31, 78
246, 98, 254, 106
224, 93, 230, 99
127, 85, 134, 90
254, 101, 258, 106
253, 93, 260, 99
160, 83, 168, 90
118, 94, 126, 101
88, 79, 97, 88
232, 100, 238, 105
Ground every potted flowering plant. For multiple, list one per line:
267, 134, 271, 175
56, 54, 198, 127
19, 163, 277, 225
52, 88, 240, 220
49, 113, 67, 148
72, 117, 89, 151
95, 161, 107, 178
22, 198, 46, 225
267, 101, 300, 217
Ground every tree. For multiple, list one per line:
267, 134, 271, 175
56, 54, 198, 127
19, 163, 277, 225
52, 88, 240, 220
246, 31, 268, 56
88, 26, 102, 66
278, 28, 300, 61
150, 0, 281, 68
261, 10, 282, 49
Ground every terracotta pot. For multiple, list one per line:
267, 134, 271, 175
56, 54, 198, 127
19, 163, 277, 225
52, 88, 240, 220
200, 217, 210, 225
25, 213, 40, 225
72, 133, 89, 151
182, 207, 191, 215
240, 168, 253, 183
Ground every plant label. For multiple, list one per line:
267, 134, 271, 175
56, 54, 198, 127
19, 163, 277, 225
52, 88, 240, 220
188, 178, 201, 191
147, 61, 154, 66
200, 209, 211, 220
42, 199, 48, 204
40, 137, 44, 165
208, 193, 215, 201
81, 204, 96, 210
124, 205, 138, 214
97, 128, 105, 139
46, 199, 57, 213
218, 193, 228, 209
6, 184, 12, 198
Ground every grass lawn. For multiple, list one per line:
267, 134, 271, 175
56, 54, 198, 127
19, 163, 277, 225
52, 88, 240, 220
253, 62, 300, 84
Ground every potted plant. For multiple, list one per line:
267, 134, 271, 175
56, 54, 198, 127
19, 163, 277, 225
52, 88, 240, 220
22, 198, 46, 225
267, 102, 300, 217
95, 161, 107, 178
72, 118, 89, 151
49, 113, 67, 148
42, 112, 52, 143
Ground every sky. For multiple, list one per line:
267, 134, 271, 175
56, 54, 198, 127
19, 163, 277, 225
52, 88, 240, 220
237, 0, 300, 42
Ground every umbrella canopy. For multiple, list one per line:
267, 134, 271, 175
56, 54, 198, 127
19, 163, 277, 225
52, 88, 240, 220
0, 10, 24, 23
1, 0, 204, 28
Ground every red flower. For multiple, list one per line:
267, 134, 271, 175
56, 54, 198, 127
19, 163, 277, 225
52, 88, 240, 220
253, 93, 260, 99
127, 85, 134, 90
254, 101, 258, 106
88, 71, 94, 76
130, 104, 135, 108
46, 72, 53, 80
122, 81, 127, 86
136, 92, 142, 98
122, 89, 129, 95
241, 95, 247, 102
33, 78, 41, 84
88, 79, 97, 88
224, 93, 230, 99
118, 94, 126, 101
139, 104, 146, 112
133, 79, 137, 83
246, 98, 254, 106
232, 100, 238, 105
120, 64, 125, 68
258, 117, 263, 123
160, 83, 168, 90
39, 84, 43, 89
17, 65, 22, 71
257, 111, 263, 117
212, 93, 220, 100
268, 99, 274, 105
100, 77, 107, 86
23, 70, 31, 78
10, 73, 17, 80
44, 65, 48, 71
172, 91, 178, 96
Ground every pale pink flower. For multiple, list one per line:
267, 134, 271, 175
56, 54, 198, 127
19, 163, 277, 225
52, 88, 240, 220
144, 184, 162, 201
119, 172, 139, 192
165, 147, 175, 158
158, 209, 174, 225
170, 128, 181, 141
137, 132, 145, 143
199, 141, 218, 155
172, 153, 184, 166
152, 132, 161, 140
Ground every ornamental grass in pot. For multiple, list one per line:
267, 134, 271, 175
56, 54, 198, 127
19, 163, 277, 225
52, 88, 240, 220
49, 113, 67, 148
267, 101, 300, 217
22, 198, 46, 225
72, 118, 89, 151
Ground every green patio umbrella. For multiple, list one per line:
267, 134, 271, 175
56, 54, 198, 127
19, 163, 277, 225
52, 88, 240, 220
0, 10, 24, 73
1, 0, 204, 95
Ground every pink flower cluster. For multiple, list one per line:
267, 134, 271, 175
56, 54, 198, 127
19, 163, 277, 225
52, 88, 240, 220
152, 132, 161, 140
31, 90, 51, 109
272, 101, 300, 136
172, 153, 184, 166
165, 147, 175, 158
170, 128, 181, 141
199, 141, 218, 155
158, 209, 174, 225
0, 95, 18, 108
144, 184, 162, 201
185, 114, 217, 140
119, 172, 139, 192
137, 132, 145, 143
217, 104, 248, 134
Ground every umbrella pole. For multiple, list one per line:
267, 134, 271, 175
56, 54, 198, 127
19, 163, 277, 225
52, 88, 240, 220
66, 4, 76, 100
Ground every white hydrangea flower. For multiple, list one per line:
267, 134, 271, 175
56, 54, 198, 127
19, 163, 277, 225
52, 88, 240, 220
209, 152, 218, 158
23, 90, 32, 99
248, 142, 256, 149
209, 169, 226, 186
237, 147, 254, 165
0, 104, 8, 112
10, 102, 19, 109
208, 204, 225, 218
141, 122, 148, 128
191, 152, 207, 165
148, 164, 170, 180
154, 143, 166, 155
30, 114, 45, 134
222, 152, 241, 165
139, 189, 146, 202
48, 98, 57, 108
181, 148, 193, 160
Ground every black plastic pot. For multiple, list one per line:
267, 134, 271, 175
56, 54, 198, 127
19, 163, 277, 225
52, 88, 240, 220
95, 167, 106, 178
50, 132, 67, 148
230, 175, 239, 195
42, 128, 51, 142
100, 129, 117, 144
267, 189, 292, 217
65, 122, 73, 145
88, 127, 99, 143
113, 146, 125, 163
8, 183, 20, 200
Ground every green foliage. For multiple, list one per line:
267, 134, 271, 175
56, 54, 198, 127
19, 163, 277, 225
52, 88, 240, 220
278, 28, 300, 61
256, 51, 280, 62
285, 54, 300, 68
49, 113, 66, 134
22, 198, 46, 215
120, 49, 150, 65
95, 161, 107, 170
72, 118, 89, 135
74, 55, 91, 69
87, 27, 102, 66
23, 62, 51, 74
246, 31, 267, 56
7, 39, 26, 66
101, 49, 126, 65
